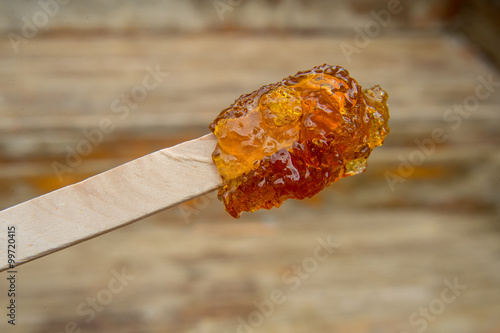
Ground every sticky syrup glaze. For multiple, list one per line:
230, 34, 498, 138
209, 64, 390, 218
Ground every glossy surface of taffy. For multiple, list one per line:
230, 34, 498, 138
210, 64, 390, 218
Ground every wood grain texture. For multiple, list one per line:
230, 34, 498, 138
0, 134, 221, 271
0, 32, 498, 333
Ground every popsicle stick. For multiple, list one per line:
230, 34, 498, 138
0, 134, 222, 271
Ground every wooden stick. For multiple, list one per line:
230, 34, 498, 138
0, 134, 221, 271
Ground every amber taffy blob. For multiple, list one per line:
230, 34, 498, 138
209, 64, 390, 218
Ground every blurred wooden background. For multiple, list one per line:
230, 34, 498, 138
0, 1, 499, 333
